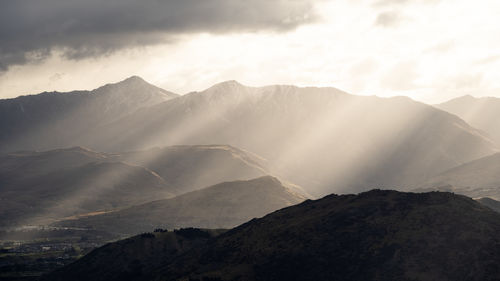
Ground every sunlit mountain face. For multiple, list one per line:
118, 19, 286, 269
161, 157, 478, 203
2, 0, 500, 280
437, 95, 500, 144
1, 78, 496, 198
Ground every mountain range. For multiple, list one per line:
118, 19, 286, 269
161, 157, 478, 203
1, 77, 497, 197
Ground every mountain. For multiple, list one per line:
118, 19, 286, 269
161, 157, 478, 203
437, 95, 500, 144
84, 81, 497, 196
113, 145, 271, 194
56, 176, 307, 235
1, 79, 496, 196
0, 149, 174, 227
0, 144, 274, 228
477, 197, 500, 213
0, 76, 178, 152
43, 190, 500, 281
415, 152, 500, 199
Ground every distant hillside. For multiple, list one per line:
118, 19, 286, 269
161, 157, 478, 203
477, 197, 500, 213
437, 95, 500, 144
0, 76, 178, 152
114, 145, 271, 194
415, 152, 500, 199
0, 145, 275, 228
0, 154, 174, 227
56, 176, 307, 235
44, 190, 500, 281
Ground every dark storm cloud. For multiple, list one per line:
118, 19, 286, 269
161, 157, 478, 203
0, 0, 318, 70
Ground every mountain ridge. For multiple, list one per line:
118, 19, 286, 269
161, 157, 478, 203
0, 78, 497, 197
415, 152, 500, 199
437, 95, 500, 145
55, 176, 307, 235
0, 144, 280, 228
83, 81, 497, 196
0, 76, 178, 152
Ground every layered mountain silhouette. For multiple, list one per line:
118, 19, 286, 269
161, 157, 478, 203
415, 152, 500, 199
0, 77, 496, 196
84, 80, 497, 196
437, 95, 500, 144
0, 145, 275, 228
0, 76, 178, 152
56, 176, 306, 235
43, 190, 500, 281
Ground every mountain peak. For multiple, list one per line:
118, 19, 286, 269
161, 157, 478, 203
457, 94, 477, 101
103, 75, 154, 89
93, 76, 178, 101
120, 75, 148, 85
207, 80, 246, 92
216, 80, 244, 86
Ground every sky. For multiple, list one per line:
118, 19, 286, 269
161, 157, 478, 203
0, 0, 499, 103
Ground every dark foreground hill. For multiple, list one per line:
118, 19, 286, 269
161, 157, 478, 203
44, 190, 500, 281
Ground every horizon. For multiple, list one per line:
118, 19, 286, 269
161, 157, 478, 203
1, 74, 497, 105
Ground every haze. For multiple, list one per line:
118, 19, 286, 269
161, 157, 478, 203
1, 0, 500, 103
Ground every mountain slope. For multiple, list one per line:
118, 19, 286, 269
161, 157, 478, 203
0, 76, 178, 152
86, 81, 497, 196
437, 95, 500, 144
0, 145, 278, 228
114, 145, 270, 194
415, 152, 500, 199
56, 176, 307, 235
0, 160, 174, 227
477, 197, 500, 213
44, 190, 500, 281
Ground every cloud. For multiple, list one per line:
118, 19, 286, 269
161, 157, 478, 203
0, 0, 318, 71
374, 11, 402, 27
381, 61, 419, 91
446, 73, 483, 90
424, 41, 455, 54
349, 58, 379, 77
475, 55, 500, 65
373, 0, 440, 7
